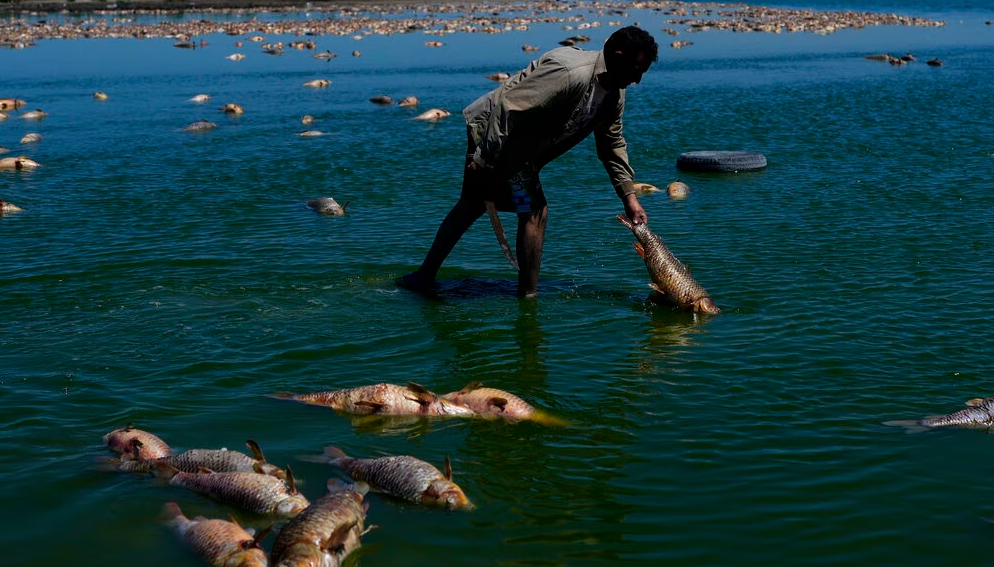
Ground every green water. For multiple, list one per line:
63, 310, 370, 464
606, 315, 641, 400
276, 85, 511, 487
3, 2, 994, 566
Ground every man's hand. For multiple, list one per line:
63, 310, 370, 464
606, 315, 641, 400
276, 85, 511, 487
622, 193, 648, 225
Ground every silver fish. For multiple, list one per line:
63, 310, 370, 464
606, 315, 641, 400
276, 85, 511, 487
163, 502, 269, 567
306, 197, 348, 215
617, 214, 721, 314
321, 446, 473, 510
156, 463, 309, 517
885, 397, 994, 432
183, 119, 217, 132
272, 382, 475, 417
270, 480, 370, 567
118, 439, 285, 479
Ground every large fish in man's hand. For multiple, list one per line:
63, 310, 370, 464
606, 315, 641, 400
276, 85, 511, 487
617, 214, 720, 314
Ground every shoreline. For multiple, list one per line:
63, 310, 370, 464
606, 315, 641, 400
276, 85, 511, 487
0, 0, 946, 49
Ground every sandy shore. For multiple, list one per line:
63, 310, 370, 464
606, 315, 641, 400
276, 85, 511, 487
0, 0, 945, 49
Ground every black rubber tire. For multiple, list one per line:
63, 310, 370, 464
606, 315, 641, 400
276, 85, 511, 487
676, 151, 767, 173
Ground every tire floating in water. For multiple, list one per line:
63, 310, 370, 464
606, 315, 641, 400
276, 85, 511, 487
676, 151, 767, 173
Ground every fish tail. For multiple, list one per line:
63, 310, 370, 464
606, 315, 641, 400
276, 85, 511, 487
529, 410, 571, 427
882, 419, 931, 434
266, 392, 296, 400
323, 445, 348, 460
486, 200, 518, 270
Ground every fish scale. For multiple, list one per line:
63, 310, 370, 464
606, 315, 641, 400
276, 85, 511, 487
323, 447, 473, 510
165, 469, 309, 517
117, 447, 283, 478
164, 502, 268, 567
617, 214, 721, 314
920, 397, 994, 428
281, 382, 476, 417
270, 484, 368, 567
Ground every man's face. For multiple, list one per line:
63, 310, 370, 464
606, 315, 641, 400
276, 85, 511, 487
608, 50, 651, 89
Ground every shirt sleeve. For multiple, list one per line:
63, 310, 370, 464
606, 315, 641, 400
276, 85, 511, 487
594, 93, 636, 198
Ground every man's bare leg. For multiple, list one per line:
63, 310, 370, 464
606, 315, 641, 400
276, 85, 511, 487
403, 198, 486, 290
516, 206, 548, 298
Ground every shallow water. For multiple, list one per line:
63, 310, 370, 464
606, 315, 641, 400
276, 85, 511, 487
3, 1, 994, 566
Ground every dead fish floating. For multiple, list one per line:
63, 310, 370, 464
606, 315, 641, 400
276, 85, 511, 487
154, 463, 310, 518
369, 95, 394, 105
189, 93, 211, 103
486, 72, 510, 81
0, 98, 26, 110
183, 119, 218, 132
441, 381, 568, 426
1, 198, 24, 214
269, 479, 370, 567
93, 91, 109, 100
20, 133, 42, 144
320, 446, 474, 510
0, 155, 41, 170
103, 424, 172, 459
115, 439, 286, 479
301, 114, 315, 125
306, 197, 348, 215
667, 180, 690, 199
225, 53, 245, 61
632, 181, 660, 194
302, 78, 331, 88
412, 108, 450, 121
397, 96, 418, 107
617, 214, 721, 314
20, 109, 47, 120
270, 381, 475, 417
312, 50, 337, 60
163, 502, 269, 567
220, 103, 244, 115
884, 396, 994, 433
298, 129, 326, 137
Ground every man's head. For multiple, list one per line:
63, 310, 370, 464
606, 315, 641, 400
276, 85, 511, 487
603, 26, 659, 89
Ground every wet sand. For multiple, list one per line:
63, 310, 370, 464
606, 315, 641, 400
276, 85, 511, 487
0, 0, 945, 49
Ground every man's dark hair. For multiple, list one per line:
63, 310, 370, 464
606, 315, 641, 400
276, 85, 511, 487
604, 26, 659, 63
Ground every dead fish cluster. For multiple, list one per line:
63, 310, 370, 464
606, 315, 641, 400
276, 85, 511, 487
272, 380, 567, 426
864, 52, 944, 66
99, 417, 485, 566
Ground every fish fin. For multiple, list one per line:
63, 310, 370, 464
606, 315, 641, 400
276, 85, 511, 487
882, 420, 931, 434
244, 525, 271, 549
485, 200, 519, 270
124, 438, 144, 461
266, 392, 296, 400
489, 397, 508, 411
632, 242, 646, 259
360, 523, 378, 536
649, 283, 667, 295
444, 454, 453, 481
321, 522, 357, 554
323, 445, 348, 460
341, 201, 350, 211
151, 461, 181, 479
406, 381, 437, 405
197, 466, 216, 474
245, 439, 267, 463
461, 381, 485, 393
354, 400, 386, 412
286, 464, 300, 494
161, 502, 185, 523
124, 423, 137, 432
966, 398, 986, 407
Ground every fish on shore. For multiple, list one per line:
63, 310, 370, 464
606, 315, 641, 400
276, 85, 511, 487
162, 502, 269, 567
155, 463, 309, 517
440, 382, 568, 426
617, 214, 721, 314
305, 197, 348, 215
272, 382, 476, 417
116, 439, 285, 479
320, 446, 473, 510
884, 397, 994, 432
269, 479, 370, 567
102, 424, 172, 459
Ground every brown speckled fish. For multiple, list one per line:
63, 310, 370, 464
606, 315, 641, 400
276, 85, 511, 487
322, 446, 473, 510
270, 480, 370, 567
617, 214, 721, 314
117, 439, 285, 479
103, 424, 172, 459
272, 382, 476, 417
440, 382, 568, 426
885, 396, 994, 432
156, 463, 309, 518
163, 502, 269, 567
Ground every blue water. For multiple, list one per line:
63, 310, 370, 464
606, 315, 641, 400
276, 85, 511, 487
3, 1, 994, 566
